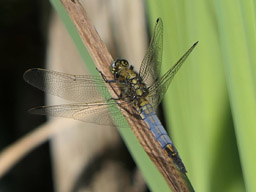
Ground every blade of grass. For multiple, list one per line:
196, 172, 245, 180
147, 1, 245, 191
216, 1, 256, 191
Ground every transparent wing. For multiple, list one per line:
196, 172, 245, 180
147, 42, 198, 110
139, 18, 163, 87
23, 68, 112, 103
29, 101, 124, 126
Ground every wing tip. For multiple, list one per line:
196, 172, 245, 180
23, 68, 41, 82
28, 106, 45, 115
156, 17, 163, 25
188, 41, 199, 52
193, 41, 199, 46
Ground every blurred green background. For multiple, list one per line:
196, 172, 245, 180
147, 1, 256, 192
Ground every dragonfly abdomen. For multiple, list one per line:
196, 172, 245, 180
139, 103, 187, 174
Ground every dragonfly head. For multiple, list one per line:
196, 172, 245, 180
110, 59, 129, 74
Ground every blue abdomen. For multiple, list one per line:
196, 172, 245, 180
139, 103, 187, 173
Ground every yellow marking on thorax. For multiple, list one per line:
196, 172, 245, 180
136, 89, 143, 96
132, 79, 138, 84
119, 69, 136, 80
139, 99, 149, 107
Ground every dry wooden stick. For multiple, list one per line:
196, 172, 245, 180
0, 120, 66, 178
59, 0, 194, 191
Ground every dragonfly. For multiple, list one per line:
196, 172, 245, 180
24, 18, 198, 174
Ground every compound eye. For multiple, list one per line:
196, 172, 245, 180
121, 59, 129, 67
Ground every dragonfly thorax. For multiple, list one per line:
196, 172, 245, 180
111, 59, 149, 109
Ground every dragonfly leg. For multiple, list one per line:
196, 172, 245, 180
107, 97, 120, 102
107, 93, 129, 101
96, 68, 115, 83
121, 105, 141, 119
118, 101, 141, 119
96, 68, 122, 98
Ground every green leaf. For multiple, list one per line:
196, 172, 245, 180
146, 0, 254, 191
